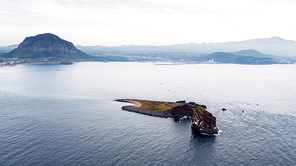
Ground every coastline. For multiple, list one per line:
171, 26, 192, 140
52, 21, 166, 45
0, 61, 73, 67
122, 106, 173, 118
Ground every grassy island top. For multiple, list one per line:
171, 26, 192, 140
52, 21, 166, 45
127, 99, 184, 112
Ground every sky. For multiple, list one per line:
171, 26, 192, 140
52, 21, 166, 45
1, 0, 296, 46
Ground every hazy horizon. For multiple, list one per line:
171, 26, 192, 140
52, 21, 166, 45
0, 35, 292, 47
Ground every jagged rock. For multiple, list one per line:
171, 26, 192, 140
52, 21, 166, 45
191, 105, 218, 135
171, 104, 193, 121
198, 104, 207, 109
188, 102, 196, 105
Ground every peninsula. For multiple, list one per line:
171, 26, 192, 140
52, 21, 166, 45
116, 99, 218, 135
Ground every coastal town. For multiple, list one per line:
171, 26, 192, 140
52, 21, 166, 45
0, 57, 73, 67
0, 58, 30, 66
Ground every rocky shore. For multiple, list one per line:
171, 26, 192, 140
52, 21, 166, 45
122, 106, 173, 118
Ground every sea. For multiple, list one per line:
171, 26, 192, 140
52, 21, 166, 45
0, 62, 295, 165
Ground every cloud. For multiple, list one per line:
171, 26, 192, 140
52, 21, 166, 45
1, 0, 296, 46
0, 0, 260, 27
261, 0, 296, 4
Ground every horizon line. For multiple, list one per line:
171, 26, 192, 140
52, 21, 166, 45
0, 35, 292, 47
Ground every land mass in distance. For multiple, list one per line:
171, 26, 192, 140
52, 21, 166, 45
1, 33, 296, 66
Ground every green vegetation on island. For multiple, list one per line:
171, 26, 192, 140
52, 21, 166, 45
123, 99, 184, 112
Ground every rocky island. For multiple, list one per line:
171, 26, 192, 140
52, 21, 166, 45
191, 104, 219, 135
116, 99, 218, 135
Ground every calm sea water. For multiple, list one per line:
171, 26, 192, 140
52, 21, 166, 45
0, 62, 295, 165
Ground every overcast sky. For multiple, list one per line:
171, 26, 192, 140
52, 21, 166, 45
1, 0, 296, 46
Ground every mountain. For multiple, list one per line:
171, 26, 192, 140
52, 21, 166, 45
2, 33, 91, 59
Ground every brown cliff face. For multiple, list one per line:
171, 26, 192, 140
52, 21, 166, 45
171, 104, 193, 121
5, 33, 90, 59
191, 105, 218, 135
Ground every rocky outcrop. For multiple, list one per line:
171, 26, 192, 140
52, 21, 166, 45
122, 106, 173, 118
171, 104, 193, 121
191, 105, 218, 135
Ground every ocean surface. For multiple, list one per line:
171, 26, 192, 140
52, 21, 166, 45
0, 62, 295, 165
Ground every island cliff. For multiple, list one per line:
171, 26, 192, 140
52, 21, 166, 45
191, 105, 219, 135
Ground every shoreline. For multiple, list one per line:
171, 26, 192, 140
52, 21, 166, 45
0, 61, 74, 67
122, 106, 173, 118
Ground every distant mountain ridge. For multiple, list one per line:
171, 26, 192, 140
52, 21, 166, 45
2, 36, 296, 58
2, 33, 90, 59
76, 37, 296, 57
0, 44, 18, 54
1, 35, 296, 64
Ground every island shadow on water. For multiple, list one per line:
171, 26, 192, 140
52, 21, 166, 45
191, 130, 218, 139
116, 99, 219, 136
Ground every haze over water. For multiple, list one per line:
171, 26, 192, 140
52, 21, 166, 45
0, 62, 295, 165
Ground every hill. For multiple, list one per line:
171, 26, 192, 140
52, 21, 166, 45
196, 52, 276, 64
2, 33, 91, 60
231, 49, 270, 58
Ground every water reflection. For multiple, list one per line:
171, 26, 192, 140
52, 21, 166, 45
187, 130, 217, 165
191, 130, 217, 141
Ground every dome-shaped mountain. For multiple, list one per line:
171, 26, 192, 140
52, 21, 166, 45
5, 33, 90, 59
